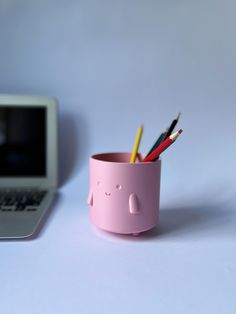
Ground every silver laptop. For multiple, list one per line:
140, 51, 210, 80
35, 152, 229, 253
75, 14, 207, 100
0, 95, 58, 239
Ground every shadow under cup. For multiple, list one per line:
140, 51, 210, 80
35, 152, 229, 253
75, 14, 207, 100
87, 152, 161, 235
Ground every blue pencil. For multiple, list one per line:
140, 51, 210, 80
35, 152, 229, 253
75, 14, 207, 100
144, 128, 168, 159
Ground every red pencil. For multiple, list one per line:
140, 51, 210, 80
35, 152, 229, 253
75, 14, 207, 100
143, 129, 183, 162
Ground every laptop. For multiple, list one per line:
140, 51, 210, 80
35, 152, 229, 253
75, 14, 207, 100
0, 95, 58, 239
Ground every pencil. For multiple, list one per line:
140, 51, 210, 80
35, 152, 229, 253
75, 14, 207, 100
143, 129, 183, 162
144, 128, 168, 159
165, 112, 181, 139
130, 125, 143, 163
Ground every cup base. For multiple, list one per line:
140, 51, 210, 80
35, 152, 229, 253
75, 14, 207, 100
91, 218, 158, 236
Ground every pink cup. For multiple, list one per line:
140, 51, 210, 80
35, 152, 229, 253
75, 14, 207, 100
87, 152, 161, 235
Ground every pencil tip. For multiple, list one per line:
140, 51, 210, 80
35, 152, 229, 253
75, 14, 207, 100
179, 129, 183, 134
176, 112, 181, 120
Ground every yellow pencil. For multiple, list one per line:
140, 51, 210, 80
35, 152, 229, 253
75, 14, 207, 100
130, 125, 143, 163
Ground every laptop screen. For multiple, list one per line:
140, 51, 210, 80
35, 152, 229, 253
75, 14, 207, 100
0, 107, 46, 177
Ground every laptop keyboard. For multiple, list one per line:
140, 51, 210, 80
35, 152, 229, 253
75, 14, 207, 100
0, 190, 47, 212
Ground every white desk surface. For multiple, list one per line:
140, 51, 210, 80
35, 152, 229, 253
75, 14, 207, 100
1, 173, 236, 314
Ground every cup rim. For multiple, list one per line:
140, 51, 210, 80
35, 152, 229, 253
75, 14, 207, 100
90, 152, 161, 164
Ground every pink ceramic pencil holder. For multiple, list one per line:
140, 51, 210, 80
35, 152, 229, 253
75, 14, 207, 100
87, 152, 161, 236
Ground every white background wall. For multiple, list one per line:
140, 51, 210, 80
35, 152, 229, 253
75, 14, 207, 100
0, 0, 235, 205
0, 1, 236, 201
